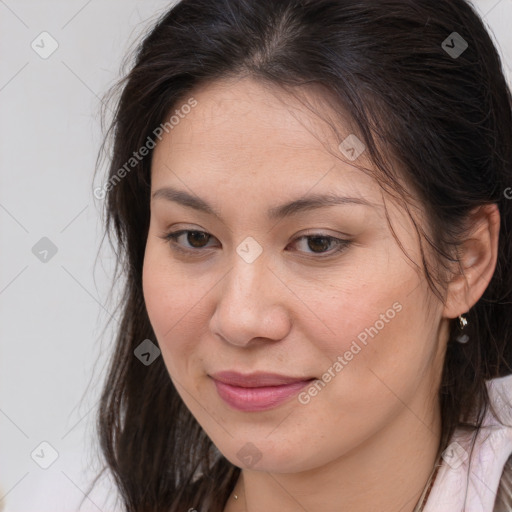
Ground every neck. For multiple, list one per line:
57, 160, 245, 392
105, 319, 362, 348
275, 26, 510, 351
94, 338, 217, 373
226, 395, 442, 512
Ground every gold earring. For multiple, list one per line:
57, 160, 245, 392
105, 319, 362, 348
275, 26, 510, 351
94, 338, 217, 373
458, 314, 468, 329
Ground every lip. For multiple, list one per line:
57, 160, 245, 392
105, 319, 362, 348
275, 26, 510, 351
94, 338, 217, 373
210, 371, 315, 412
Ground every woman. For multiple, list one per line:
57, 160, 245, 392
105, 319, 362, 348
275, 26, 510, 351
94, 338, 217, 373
90, 0, 512, 510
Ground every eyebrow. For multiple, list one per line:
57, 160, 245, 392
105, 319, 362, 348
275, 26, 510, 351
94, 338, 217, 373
151, 186, 376, 221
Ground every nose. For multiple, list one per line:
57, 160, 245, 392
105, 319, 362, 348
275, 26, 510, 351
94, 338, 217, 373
209, 252, 292, 348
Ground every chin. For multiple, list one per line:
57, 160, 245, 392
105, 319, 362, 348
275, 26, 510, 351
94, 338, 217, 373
214, 435, 322, 474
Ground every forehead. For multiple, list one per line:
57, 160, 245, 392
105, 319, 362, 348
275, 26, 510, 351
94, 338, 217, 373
151, 76, 378, 195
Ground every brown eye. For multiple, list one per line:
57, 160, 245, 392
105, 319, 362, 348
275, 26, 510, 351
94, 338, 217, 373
304, 236, 332, 253
186, 231, 211, 248
291, 235, 351, 257
160, 230, 351, 259
162, 230, 218, 253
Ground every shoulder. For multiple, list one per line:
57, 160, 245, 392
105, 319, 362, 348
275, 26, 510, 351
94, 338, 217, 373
424, 373, 512, 512
486, 373, 512, 426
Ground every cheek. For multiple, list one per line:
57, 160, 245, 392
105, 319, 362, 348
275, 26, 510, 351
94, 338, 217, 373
305, 277, 438, 420
301, 258, 433, 396
293, 254, 414, 358
142, 244, 205, 375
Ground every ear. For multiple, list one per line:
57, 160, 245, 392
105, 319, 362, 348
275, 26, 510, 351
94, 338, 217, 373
443, 203, 500, 319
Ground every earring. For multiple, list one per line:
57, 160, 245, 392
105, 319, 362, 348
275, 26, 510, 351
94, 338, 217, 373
456, 314, 469, 343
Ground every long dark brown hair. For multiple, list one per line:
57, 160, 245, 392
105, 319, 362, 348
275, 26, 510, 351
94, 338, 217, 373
88, 0, 512, 510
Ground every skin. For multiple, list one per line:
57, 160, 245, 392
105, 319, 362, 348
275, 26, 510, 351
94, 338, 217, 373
142, 76, 499, 512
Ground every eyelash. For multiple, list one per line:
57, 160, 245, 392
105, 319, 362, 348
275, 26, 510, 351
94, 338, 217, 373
158, 229, 352, 259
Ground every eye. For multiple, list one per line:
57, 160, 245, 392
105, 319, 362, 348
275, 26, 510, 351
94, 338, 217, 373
290, 234, 351, 257
159, 230, 351, 258
160, 230, 218, 254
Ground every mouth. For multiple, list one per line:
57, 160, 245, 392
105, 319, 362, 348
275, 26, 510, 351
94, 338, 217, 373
209, 371, 316, 412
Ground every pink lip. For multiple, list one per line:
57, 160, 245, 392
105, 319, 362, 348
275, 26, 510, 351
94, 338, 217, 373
210, 371, 315, 412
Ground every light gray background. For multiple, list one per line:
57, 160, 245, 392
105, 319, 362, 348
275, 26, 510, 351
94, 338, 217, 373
0, 1, 511, 511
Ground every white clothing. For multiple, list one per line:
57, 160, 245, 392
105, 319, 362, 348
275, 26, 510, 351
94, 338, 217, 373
424, 373, 512, 512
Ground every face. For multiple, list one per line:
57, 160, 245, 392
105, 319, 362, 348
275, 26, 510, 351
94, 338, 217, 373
142, 77, 447, 474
